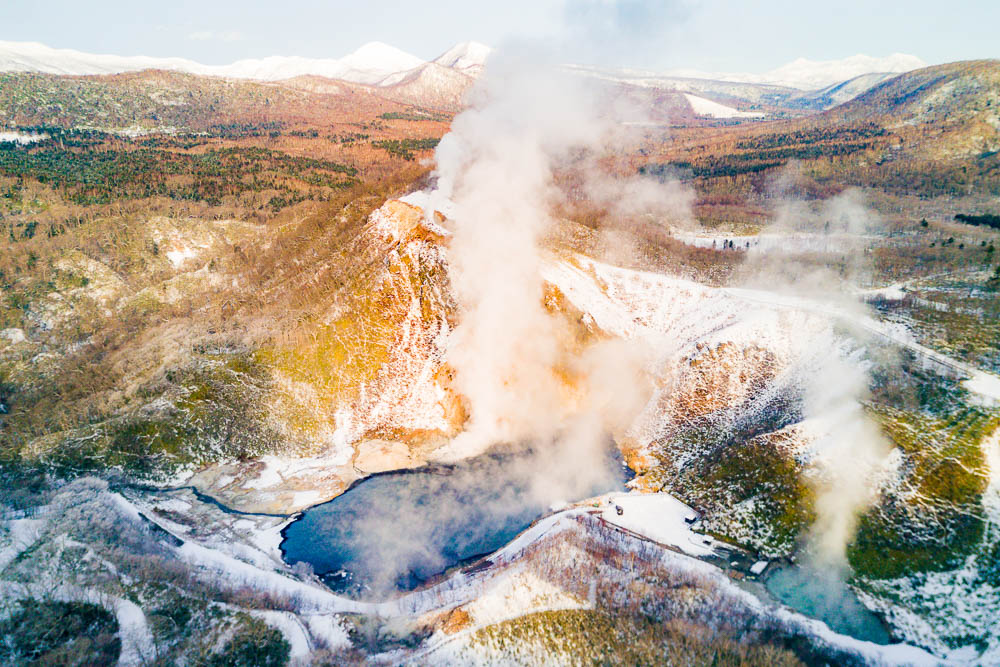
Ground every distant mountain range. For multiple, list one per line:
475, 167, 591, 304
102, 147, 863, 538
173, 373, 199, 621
0, 40, 491, 86
0, 40, 923, 91
0, 40, 940, 119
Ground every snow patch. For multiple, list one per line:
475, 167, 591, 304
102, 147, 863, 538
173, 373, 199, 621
962, 371, 1000, 405
0, 517, 46, 570
252, 610, 312, 659
463, 568, 584, 630
0, 131, 46, 144
291, 490, 324, 508
165, 246, 197, 267
683, 93, 764, 119
0, 328, 26, 344
302, 614, 351, 652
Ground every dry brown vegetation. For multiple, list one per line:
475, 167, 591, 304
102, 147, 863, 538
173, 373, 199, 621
0, 69, 450, 478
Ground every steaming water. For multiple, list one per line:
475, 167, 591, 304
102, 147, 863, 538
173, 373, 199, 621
281, 443, 630, 599
763, 565, 890, 644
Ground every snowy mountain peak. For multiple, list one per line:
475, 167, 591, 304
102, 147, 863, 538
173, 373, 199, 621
340, 42, 425, 73
434, 41, 492, 72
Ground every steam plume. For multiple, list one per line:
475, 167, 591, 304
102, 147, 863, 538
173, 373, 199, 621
745, 172, 893, 563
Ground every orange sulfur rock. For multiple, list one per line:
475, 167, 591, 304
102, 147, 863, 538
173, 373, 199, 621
441, 607, 472, 634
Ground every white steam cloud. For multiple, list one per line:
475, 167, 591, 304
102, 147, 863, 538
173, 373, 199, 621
425, 52, 677, 504
803, 342, 891, 566
745, 169, 894, 564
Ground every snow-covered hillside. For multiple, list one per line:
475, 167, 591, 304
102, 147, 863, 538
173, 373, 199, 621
763, 53, 926, 90
790, 71, 904, 109
569, 52, 927, 115
379, 62, 477, 108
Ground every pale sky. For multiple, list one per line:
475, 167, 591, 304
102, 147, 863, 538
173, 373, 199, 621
1, 0, 997, 71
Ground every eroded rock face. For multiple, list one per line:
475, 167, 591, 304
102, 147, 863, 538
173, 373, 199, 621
202, 198, 463, 512
8, 196, 839, 526
671, 343, 781, 420
316, 199, 461, 444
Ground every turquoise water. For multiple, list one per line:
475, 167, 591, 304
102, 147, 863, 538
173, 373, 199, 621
764, 565, 891, 644
281, 444, 628, 599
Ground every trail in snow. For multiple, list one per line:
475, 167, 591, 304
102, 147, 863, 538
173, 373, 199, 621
251, 610, 314, 659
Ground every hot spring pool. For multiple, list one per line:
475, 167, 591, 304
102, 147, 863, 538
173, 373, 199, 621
280, 444, 629, 599
763, 564, 890, 644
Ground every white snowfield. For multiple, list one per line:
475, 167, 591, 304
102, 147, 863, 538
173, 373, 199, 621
597, 493, 717, 557
432, 41, 492, 73
0, 515, 46, 570
722, 286, 1000, 405
216, 42, 424, 84
0, 131, 47, 144
683, 93, 764, 119
674, 230, 879, 253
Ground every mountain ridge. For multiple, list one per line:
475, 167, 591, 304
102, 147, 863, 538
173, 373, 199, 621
0, 39, 434, 86
665, 52, 927, 90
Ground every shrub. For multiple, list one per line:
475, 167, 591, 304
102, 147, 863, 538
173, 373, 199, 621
0, 598, 120, 666
204, 618, 289, 667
